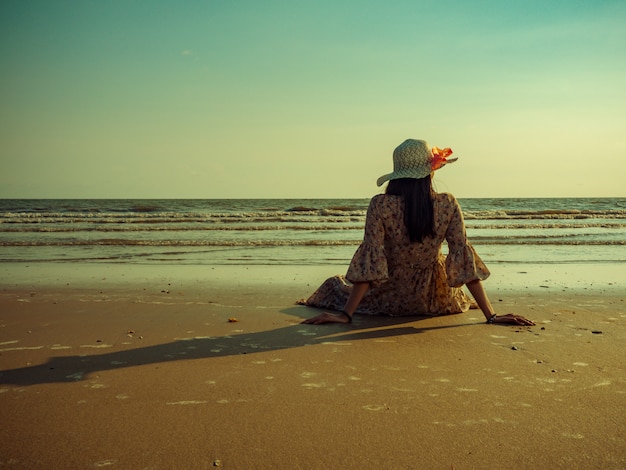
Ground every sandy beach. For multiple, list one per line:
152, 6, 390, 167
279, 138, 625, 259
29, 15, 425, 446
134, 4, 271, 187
1, 263, 625, 469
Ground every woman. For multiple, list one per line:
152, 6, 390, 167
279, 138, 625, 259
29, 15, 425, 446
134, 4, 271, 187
299, 139, 534, 326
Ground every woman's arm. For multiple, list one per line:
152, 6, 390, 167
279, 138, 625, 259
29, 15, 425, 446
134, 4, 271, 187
466, 279, 535, 326
302, 197, 384, 325
301, 282, 370, 325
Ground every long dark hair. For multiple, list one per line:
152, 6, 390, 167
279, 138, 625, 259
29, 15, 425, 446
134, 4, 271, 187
385, 177, 435, 242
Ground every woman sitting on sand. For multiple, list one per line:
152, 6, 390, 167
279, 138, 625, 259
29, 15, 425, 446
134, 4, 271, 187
299, 139, 534, 326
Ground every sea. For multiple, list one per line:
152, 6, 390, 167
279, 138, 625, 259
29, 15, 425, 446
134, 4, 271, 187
0, 198, 625, 267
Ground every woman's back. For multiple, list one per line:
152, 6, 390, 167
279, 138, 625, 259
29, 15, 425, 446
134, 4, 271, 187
364, 192, 461, 272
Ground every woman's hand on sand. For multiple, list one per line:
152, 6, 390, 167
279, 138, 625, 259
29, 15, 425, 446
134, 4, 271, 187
493, 313, 535, 326
301, 311, 351, 325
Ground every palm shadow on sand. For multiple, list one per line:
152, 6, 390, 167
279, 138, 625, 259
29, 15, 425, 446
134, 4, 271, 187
0, 306, 476, 386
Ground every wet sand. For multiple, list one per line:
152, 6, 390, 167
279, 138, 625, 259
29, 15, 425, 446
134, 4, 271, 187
1, 263, 625, 469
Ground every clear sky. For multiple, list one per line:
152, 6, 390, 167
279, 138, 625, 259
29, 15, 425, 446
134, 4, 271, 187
1, 0, 625, 199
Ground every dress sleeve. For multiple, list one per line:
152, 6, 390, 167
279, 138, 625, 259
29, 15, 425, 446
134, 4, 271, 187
444, 196, 490, 287
346, 197, 389, 287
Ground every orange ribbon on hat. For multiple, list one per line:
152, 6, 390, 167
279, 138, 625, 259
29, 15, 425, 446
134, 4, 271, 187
431, 146, 456, 171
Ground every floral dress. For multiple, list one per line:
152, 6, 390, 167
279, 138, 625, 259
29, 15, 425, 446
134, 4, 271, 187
298, 192, 490, 316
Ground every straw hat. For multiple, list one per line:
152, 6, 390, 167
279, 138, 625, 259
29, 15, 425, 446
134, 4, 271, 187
376, 139, 458, 186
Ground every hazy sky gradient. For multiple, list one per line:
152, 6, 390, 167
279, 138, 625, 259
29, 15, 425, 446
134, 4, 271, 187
1, 0, 625, 198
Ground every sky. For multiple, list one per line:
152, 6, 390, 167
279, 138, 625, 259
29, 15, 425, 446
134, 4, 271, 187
1, 0, 625, 199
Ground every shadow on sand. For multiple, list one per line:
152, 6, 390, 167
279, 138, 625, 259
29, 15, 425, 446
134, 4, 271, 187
0, 307, 476, 386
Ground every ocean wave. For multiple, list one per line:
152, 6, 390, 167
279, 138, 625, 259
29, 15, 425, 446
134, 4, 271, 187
1, 239, 624, 247
0, 224, 365, 233
0, 221, 624, 233
1, 207, 624, 224
0, 213, 365, 225
0, 239, 361, 248
1, 199, 625, 265
463, 210, 626, 220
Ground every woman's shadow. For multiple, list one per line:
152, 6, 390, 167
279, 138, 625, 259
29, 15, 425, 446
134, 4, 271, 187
0, 306, 473, 386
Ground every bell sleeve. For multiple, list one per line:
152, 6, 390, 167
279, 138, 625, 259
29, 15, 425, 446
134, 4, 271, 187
445, 196, 490, 287
346, 196, 389, 287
